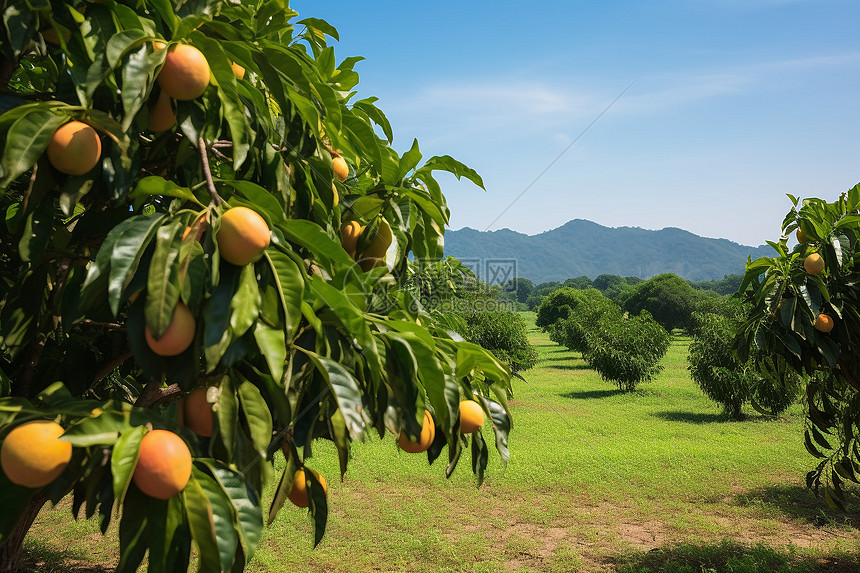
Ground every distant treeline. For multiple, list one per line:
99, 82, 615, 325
502, 273, 743, 311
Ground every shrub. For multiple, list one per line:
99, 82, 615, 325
622, 273, 709, 332
585, 311, 670, 392
688, 312, 800, 419
550, 290, 622, 353
535, 287, 588, 329
458, 308, 538, 373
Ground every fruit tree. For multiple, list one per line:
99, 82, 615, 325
0, 1, 514, 571
739, 189, 860, 508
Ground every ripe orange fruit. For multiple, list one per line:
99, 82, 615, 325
46, 121, 101, 175
288, 467, 327, 508
216, 207, 271, 266
398, 410, 435, 453
144, 302, 196, 356
148, 90, 176, 132
0, 421, 72, 488
796, 228, 811, 244
804, 253, 824, 275
332, 153, 349, 182
231, 62, 246, 80
157, 44, 210, 101
332, 183, 339, 207
183, 388, 214, 437
459, 400, 485, 434
340, 220, 363, 258
132, 430, 192, 500
814, 313, 834, 333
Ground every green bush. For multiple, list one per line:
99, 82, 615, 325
550, 291, 622, 353
688, 312, 800, 419
622, 273, 709, 332
457, 309, 538, 373
585, 311, 670, 392
534, 287, 588, 329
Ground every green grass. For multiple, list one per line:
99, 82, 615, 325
21, 312, 860, 572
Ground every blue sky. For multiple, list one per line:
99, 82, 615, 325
292, 0, 860, 247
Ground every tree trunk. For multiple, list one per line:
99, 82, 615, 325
0, 493, 47, 572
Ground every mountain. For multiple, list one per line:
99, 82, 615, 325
443, 219, 774, 283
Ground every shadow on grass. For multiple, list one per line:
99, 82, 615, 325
19, 539, 114, 573
546, 363, 591, 371
735, 484, 860, 529
653, 411, 734, 424
613, 539, 860, 573
562, 389, 624, 400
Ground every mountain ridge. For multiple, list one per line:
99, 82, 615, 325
443, 220, 773, 283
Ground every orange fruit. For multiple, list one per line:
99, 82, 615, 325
216, 207, 271, 266
332, 153, 349, 182
148, 90, 176, 132
157, 44, 210, 101
332, 183, 339, 207
132, 430, 192, 500
459, 400, 485, 434
144, 302, 196, 356
340, 221, 363, 258
231, 62, 246, 80
814, 314, 834, 333
46, 121, 102, 175
288, 467, 327, 508
183, 388, 214, 437
0, 421, 71, 488
796, 228, 811, 244
804, 253, 824, 275
398, 410, 435, 453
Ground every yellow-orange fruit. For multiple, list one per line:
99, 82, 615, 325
359, 218, 392, 271
157, 44, 210, 101
796, 228, 811, 244
814, 313, 834, 333
148, 90, 176, 132
132, 430, 192, 500
398, 410, 435, 454
182, 219, 207, 242
0, 421, 71, 488
152, 40, 166, 51
459, 400, 485, 434
332, 183, 339, 207
216, 207, 271, 266
46, 121, 101, 175
183, 388, 214, 437
288, 468, 327, 508
144, 302, 196, 356
231, 62, 246, 80
332, 154, 349, 182
804, 253, 824, 275
41, 27, 69, 45
340, 221, 363, 258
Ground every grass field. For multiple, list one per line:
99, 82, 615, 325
20, 312, 860, 572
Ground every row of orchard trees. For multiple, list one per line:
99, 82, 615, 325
0, 1, 513, 571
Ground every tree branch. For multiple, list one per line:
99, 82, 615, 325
76, 320, 126, 331
135, 380, 183, 409
198, 136, 222, 206
91, 350, 134, 387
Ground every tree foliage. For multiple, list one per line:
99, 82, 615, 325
534, 287, 586, 329
688, 312, 799, 419
549, 289, 621, 354
622, 273, 708, 332
585, 311, 670, 392
0, 2, 513, 570
739, 189, 860, 508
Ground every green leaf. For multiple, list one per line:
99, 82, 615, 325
298, 349, 367, 441
417, 155, 484, 190
0, 108, 67, 188
471, 429, 489, 487
218, 180, 284, 222
130, 176, 205, 208
263, 250, 304, 342
145, 219, 184, 338
276, 219, 354, 270
111, 425, 145, 506
253, 322, 286, 383
236, 375, 274, 457
200, 460, 263, 562
308, 277, 373, 348
0, 470, 36, 543
107, 213, 167, 317
182, 473, 222, 573
116, 487, 150, 573
230, 264, 261, 339
192, 464, 240, 573
306, 467, 328, 548
267, 452, 299, 527
397, 138, 422, 180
